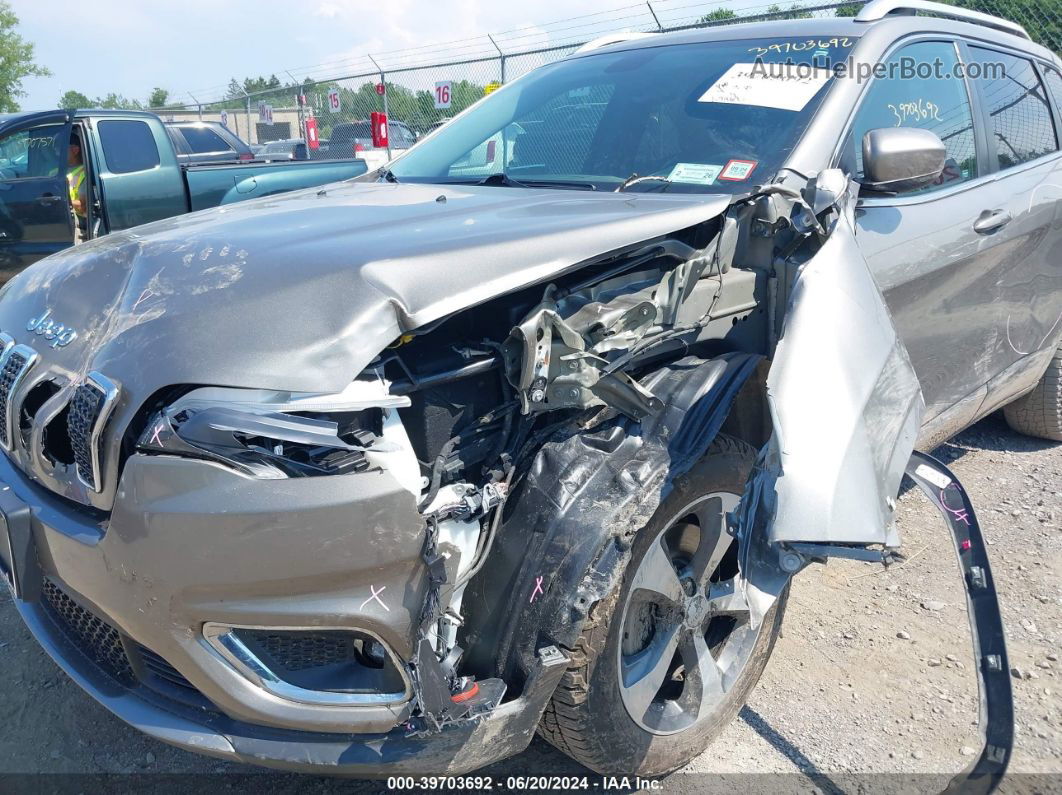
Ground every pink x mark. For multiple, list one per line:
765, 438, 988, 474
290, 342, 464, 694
940, 485, 971, 526
530, 576, 544, 604
149, 422, 165, 446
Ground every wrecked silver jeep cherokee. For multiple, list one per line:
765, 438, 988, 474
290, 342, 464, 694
0, 1, 1054, 783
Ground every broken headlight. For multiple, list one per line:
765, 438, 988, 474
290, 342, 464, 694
136, 382, 410, 479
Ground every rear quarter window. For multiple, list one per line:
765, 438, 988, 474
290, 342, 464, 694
332, 122, 372, 140
179, 126, 234, 154
1041, 66, 1062, 120
98, 120, 161, 173
968, 47, 1058, 169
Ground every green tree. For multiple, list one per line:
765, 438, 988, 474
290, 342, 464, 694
699, 7, 738, 24
241, 75, 282, 95
0, 1, 50, 112
58, 89, 91, 109
834, 2, 866, 16
94, 92, 142, 110
148, 87, 169, 107
766, 3, 813, 19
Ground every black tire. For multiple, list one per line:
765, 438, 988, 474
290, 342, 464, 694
1003, 347, 1062, 441
538, 435, 787, 776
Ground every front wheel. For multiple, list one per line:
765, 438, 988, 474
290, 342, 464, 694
538, 435, 787, 775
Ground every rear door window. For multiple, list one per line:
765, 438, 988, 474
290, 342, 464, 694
1043, 66, 1062, 114
967, 47, 1058, 169
98, 120, 161, 173
845, 40, 978, 191
391, 123, 416, 147
179, 126, 234, 154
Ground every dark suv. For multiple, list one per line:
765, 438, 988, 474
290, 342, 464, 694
328, 119, 417, 157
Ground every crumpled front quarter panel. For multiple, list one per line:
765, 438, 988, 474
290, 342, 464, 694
765, 211, 925, 546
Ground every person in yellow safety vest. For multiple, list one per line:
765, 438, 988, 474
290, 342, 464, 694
67, 135, 86, 221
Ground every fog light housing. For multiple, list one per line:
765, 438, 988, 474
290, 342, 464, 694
203, 624, 410, 706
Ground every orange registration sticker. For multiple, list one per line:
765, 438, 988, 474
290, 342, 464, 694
719, 160, 758, 181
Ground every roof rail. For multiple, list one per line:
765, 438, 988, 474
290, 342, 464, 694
855, 0, 1030, 40
574, 32, 657, 54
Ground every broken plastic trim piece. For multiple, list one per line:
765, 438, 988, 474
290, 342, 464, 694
406, 637, 508, 734
905, 451, 1012, 795
137, 407, 378, 478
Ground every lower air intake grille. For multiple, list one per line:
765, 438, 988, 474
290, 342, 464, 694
0, 350, 29, 448
67, 381, 106, 489
136, 643, 200, 691
239, 630, 362, 672
41, 578, 134, 684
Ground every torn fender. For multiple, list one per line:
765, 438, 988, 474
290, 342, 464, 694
462, 354, 761, 684
739, 184, 925, 624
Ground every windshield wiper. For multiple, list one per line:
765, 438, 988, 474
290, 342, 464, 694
615, 174, 672, 192
478, 172, 529, 188
443, 173, 597, 191
377, 167, 400, 183
519, 178, 596, 191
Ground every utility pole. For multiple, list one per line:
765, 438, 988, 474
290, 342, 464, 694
286, 70, 305, 154
488, 34, 506, 84
237, 87, 253, 146
367, 54, 392, 162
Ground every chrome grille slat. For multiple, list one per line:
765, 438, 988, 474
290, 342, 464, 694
67, 372, 119, 493
0, 344, 38, 451
68, 382, 105, 481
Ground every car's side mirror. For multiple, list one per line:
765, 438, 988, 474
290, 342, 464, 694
860, 127, 946, 193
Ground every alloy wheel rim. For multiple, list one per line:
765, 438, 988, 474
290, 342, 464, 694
616, 491, 760, 736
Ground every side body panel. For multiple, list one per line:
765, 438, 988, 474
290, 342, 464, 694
763, 202, 925, 547
739, 185, 924, 625
968, 154, 1062, 418
89, 115, 188, 232
857, 183, 1018, 433
183, 158, 369, 211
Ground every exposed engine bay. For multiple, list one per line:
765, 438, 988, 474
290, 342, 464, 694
135, 170, 851, 713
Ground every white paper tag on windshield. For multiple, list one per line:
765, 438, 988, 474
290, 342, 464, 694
699, 63, 832, 112
668, 163, 723, 185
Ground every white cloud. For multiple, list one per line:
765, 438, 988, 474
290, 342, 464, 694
15, 0, 742, 108
314, 2, 342, 18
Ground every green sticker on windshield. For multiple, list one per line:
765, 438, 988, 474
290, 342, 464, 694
668, 163, 723, 185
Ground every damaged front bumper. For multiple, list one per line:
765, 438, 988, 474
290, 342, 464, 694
0, 447, 569, 774
11, 591, 567, 775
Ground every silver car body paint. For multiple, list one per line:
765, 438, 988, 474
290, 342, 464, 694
765, 187, 924, 548
0, 10, 1057, 776
740, 182, 925, 626
0, 183, 729, 510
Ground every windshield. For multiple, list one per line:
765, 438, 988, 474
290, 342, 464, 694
388, 36, 856, 193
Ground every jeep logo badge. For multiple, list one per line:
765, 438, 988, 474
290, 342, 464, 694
26, 309, 77, 349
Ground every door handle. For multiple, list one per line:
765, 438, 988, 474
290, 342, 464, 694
36, 193, 62, 206
973, 209, 1012, 235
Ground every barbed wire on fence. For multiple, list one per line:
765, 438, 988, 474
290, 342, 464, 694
150, 0, 1062, 149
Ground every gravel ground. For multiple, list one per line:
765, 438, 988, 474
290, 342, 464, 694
0, 411, 1058, 792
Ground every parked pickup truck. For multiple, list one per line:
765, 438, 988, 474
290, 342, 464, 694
0, 109, 367, 278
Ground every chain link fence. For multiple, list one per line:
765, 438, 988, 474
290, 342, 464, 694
154, 0, 1061, 157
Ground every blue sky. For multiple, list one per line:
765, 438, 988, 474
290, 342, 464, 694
15, 0, 770, 110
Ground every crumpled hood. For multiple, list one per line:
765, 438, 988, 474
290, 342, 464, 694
0, 181, 730, 400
